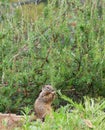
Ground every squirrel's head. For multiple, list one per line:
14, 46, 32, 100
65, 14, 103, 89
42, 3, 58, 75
42, 85, 55, 94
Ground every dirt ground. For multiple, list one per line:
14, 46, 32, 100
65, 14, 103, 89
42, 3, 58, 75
0, 113, 24, 130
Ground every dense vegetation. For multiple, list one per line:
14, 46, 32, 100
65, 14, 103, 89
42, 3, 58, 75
0, 0, 105, 125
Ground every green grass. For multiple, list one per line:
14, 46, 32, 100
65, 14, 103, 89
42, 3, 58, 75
17, 96, 105, 130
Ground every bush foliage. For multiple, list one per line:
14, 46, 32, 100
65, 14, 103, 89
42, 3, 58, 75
0, 0, 105, 112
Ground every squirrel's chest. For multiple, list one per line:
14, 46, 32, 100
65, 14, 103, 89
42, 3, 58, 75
45, 104, 52, 111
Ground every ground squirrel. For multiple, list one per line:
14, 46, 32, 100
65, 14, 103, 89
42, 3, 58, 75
34, 85, 56, 121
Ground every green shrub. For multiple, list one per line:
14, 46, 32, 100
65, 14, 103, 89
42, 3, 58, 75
0, 0, 105, 112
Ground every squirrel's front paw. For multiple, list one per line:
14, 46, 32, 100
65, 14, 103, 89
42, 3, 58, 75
51, 91, 56, 95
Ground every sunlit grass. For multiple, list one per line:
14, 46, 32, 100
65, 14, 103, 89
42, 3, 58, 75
14, 3, 45, 21
1, 0, 45, 22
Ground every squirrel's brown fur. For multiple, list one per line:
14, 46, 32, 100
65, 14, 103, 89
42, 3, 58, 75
34, 85, 55, 121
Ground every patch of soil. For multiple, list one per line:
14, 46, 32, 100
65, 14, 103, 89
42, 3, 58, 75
0, 113, 24, 130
